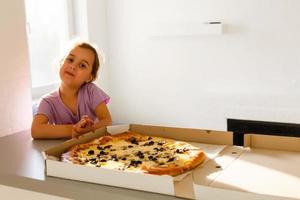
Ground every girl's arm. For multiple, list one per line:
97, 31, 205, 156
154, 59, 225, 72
68, 102, 111, 138
31, 114, 73, 139
31, 101, 112, 139
93, 101, 112, 130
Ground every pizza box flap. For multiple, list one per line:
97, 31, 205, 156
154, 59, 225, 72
130, 124, 233, 145
201, 147, 300, 199
192, 145, 246, 199
244, 134, 300, 152
193, 146, 245, 185
192, 134, 300, 200
107, 124, 233, 145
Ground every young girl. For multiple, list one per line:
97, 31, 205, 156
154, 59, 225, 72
31, 41, 112, 139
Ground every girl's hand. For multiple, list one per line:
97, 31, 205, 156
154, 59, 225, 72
72, 115, 94, 138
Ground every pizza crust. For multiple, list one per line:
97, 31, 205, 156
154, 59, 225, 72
141, 151, 205, 176
61, 131, 206, 177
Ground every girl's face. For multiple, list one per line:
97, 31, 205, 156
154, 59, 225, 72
60, 46, 95, 89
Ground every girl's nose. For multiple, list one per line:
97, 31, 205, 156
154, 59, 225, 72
70, 64, 76, 70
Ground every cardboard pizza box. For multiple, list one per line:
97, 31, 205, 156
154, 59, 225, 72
43, 124, 233, 199
43, 124, 300, 199
192, 134, 300, 200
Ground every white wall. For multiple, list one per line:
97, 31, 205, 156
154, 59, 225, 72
86, 0, 110, 92
105, 0, 300, 130
0, 0, 33, 136
1, 0, 298, 136
72, 0, 110, 93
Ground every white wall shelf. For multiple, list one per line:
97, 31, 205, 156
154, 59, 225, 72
150, 21, 223, 37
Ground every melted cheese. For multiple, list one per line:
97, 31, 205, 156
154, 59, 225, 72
74, 136, 199, 173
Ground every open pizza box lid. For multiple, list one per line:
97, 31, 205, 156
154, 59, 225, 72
43, 124, 233, 199
192, 133, 300, 200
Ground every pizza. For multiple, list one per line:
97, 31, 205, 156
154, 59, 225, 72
61, 131, 206, 176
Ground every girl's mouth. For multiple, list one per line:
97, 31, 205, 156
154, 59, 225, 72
65, 71, 75, 77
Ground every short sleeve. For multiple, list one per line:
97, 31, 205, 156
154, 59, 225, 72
35, 99, 53, 122
88, 83, 110, 110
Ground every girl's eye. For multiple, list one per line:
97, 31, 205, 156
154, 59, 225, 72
79, 63, 87, 68
66, 57, 73, 63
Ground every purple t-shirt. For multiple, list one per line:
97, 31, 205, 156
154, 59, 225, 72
35, 83, 110, 125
